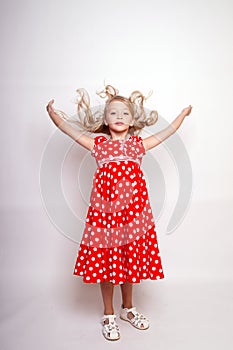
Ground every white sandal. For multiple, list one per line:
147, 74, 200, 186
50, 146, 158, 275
120, 305, 149, 330
101, 314, 121, 341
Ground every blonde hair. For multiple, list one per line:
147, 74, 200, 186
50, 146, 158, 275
54, 84, 158, 135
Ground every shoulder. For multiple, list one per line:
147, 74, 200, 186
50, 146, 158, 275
90, 135, 108, 154
129, 135, 143, 142
129, 135, 144, 147
94, 135, 108, 145
128, 135, 146, 154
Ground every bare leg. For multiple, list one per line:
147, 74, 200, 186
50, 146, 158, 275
120, 281, 133, 308
120, 281, 135, 320
100, 281, 114, 317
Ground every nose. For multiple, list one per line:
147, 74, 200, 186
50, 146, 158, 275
117, 113, 123, 119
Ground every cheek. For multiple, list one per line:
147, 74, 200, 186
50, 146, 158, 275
106, 117, 114, 124
105, 114, 112, 124
127, 115, 134, 123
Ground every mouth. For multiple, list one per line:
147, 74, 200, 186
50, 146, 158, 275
115, 122, 124, 125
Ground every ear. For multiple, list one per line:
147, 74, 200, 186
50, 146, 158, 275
104, 119, 108, 126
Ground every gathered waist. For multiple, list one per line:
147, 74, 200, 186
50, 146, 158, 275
97, 157, 141, 167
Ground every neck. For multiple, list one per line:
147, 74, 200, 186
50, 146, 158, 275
109, 130, 129, 140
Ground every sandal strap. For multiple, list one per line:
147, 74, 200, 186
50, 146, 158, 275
122, 306, 149, 326
131, 312, 148, 325
123, 306, 137, 314
102, 314, 117, 322
102, 314, 120, 330
103, 323, 120, 331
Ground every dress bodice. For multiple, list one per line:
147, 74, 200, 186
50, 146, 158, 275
91, 135, 146, 167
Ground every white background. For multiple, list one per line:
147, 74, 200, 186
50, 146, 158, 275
1, 0, 233, 349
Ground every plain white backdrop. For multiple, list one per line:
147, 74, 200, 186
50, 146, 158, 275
1, 0, 233, 349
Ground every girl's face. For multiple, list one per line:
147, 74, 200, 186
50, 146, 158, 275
104, 100, 134, 132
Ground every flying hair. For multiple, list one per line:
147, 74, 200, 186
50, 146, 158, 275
54, 84, 158, 135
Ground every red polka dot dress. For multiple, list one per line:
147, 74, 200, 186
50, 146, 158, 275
73, 135, 165, 284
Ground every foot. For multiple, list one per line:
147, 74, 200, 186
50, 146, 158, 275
101, 314, 121, 341
120, 305, 149, 330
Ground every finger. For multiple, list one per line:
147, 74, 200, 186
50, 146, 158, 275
46, 100, 54, 112
48, 100, 55, 110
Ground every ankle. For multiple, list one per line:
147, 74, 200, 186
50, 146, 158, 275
122, 303, 133, 309
103, 312, 115, 325
104, 310, 114, 316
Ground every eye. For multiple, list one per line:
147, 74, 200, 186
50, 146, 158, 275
124, 112, 129, 115
110, 112, 116, 115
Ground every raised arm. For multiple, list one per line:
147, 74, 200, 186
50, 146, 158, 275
142, 105, 192, 151
46, 99, 94, 151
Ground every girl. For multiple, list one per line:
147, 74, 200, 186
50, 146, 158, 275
46, 85, 192, 341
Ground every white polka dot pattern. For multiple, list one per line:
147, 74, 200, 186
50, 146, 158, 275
90, 136, 145, 167
73, 135, 165, 284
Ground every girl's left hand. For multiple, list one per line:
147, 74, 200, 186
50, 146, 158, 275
46, 99, 55, 116
181, 105, 192, 117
